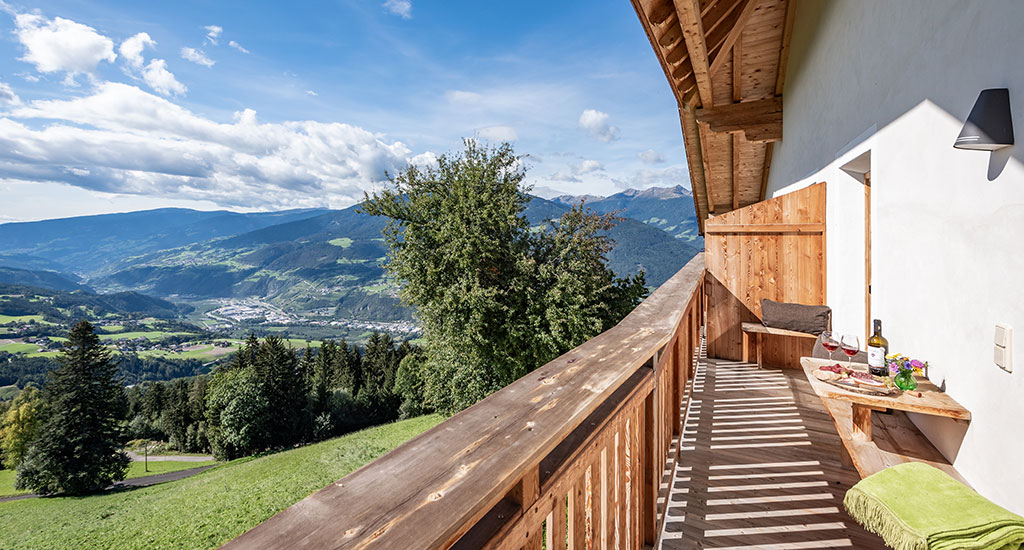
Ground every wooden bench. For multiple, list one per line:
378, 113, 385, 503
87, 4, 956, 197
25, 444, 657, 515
800, 357, 971, 484
741, 322, 818, 369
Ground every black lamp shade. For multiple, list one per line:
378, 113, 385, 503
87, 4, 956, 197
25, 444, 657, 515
954, 88, 1014, 150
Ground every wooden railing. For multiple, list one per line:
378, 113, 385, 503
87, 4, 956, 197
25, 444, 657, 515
223, 253, 706, 550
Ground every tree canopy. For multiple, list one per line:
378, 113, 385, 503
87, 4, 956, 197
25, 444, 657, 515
16, 320, 130, 495
361, 141, 647, 413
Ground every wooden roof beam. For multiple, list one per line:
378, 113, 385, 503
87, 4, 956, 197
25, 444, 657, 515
696, 96, 782, 141
708, 0, 761, 76
674, 0, 714, 108
631, 0, 689, 105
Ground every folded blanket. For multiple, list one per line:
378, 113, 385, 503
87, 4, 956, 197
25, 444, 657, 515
844, 462, 1024, 550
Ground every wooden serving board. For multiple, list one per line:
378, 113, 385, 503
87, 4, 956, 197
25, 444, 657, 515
823, 377, 901, 397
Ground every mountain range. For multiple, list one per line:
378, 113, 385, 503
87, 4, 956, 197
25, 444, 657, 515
0, 187, 702, 326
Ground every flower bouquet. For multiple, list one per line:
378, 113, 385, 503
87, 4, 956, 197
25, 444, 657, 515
886, 353, 927, 391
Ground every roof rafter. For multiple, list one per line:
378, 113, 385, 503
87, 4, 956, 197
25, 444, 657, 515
709, 0, 761, 76
674, 0, 714, 107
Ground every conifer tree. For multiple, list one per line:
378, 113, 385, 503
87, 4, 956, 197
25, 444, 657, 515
252, 336, 305, 446
17, 320, 130, 495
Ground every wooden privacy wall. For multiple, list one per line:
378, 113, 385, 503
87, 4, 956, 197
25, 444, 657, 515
704, 182, 826, 365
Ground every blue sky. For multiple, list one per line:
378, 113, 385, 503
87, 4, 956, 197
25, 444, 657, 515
0, 0, 689, 222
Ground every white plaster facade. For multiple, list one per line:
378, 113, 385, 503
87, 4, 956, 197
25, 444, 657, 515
763, 0, 1024, 513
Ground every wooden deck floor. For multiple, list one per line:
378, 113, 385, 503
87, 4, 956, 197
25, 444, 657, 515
659, 357, 889, 549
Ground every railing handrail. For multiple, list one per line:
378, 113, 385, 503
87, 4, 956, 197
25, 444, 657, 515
224, 253, 706, 550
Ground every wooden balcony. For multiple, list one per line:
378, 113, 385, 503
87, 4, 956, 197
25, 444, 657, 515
225, 254, 708, 550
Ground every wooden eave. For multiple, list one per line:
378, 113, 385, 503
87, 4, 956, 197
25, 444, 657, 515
630, 0, 798, 234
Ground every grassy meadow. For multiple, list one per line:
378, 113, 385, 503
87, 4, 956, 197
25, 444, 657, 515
0, 415, 442, 549
0, 460, 218, 499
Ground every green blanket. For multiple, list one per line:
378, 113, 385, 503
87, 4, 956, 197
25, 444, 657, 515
844, 462, 1024, 550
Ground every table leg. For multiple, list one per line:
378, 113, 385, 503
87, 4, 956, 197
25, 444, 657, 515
756, 333, 763, 369
742, 331, 750, 363
851, 403, 872, 441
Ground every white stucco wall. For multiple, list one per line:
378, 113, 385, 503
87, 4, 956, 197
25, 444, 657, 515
763, 0, 1024, 513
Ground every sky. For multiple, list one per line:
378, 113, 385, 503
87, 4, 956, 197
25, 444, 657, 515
0, 0, 690, 222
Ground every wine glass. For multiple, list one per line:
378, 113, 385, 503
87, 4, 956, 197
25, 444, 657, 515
840, 334, 860, 369
820, 330, 839, 364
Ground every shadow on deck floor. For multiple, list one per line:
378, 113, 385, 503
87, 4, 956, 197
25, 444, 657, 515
659, 357, 888, 549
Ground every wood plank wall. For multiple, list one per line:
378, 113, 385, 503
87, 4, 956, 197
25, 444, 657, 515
704, 182, 827, 366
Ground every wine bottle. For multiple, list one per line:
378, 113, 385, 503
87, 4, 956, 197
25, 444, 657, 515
867, 319, 889, 376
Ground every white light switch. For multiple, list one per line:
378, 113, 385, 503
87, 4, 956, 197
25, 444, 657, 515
995, 324, 1012, 373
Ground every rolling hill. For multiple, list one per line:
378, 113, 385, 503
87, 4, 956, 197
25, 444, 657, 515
0, 187, 703, 328
0, 208, 328, 274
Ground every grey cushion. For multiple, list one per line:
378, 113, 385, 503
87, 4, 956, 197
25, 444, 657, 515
761, 299, 831, 336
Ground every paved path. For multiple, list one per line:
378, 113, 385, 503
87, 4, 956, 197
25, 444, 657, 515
127, 451, 215, 462
0, 464, 216, 504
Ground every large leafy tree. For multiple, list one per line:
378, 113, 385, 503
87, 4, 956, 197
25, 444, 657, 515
361, 141, 647, 413
17, 320, 130, 495
0, 386, 43, 469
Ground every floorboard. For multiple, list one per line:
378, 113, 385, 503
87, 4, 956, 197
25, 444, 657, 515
659, 355, 889, 549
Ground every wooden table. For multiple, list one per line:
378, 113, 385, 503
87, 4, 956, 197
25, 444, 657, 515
800, 357, 971, 442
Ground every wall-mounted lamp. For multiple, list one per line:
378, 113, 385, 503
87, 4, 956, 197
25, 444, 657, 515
954, 88, 1014, 150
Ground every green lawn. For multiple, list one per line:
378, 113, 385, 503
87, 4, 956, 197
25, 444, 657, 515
327, 237, 353, 248
97, 331, 194, 342
0, 461, 218, 499
0, 469, 29, 498
0, 415, 442, 549
137, 342, 240, 360
0, 385, 20, 400
0, 342, 38, 354
0, 314, 43, 324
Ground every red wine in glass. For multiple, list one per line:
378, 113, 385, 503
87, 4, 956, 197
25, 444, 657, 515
840, 334, 860, 369
821, 330, 839, 363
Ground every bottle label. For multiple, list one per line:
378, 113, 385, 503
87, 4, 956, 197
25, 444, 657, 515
868, 346, 885, 368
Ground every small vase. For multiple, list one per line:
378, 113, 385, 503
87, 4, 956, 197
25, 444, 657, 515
894, 370, 918, 391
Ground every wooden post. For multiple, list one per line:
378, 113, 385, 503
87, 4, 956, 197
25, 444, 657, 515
851, 404, 872, 441
547, 491, 567, 550
642, 391, 656, 545
513, 465, 543, 550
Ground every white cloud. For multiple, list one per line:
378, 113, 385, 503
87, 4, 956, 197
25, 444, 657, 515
476, 125, 517, 142
612, 166, 691, 190
445, 90, 482, 104
383, 0, 412, 19
576, 159, 603, 174
228, 40, 249, 54
120, 33, 155, 70
181, 47, 215, 67
0, 82, 21, 106
550, 171, 580, 183
3, 82, 417, 209
578, 109, 619, 142
305, 90, 318, 96
141, 59, 186, 96
637, 148, 664, 164
204, 25, 222, 45
409, 151, 438, 168
12, 12, 116, 85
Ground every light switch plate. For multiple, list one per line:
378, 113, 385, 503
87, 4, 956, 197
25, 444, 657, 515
995, 323, 1012, 347
994, 323, 1012, 373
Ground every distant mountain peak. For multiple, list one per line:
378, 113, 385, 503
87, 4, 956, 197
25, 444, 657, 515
550, 185, 692, 205
615, 185, 692, 200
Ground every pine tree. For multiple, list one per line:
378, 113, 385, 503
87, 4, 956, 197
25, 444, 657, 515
252, 336, 305, 447
16, 320, 130, 495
